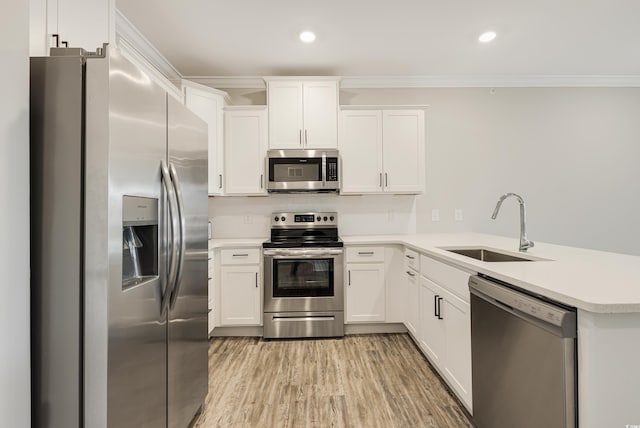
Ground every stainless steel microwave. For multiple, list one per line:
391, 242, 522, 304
266, 149, 339, 193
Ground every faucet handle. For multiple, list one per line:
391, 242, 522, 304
520, 239, 535, 252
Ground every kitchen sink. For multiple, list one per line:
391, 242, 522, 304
441, 247, 539, 262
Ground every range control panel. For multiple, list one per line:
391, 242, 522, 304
271, 212, 338, 228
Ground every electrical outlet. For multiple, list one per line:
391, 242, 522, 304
243, 215, 252, 224
454, 209, 463, 222
431, 209, 440, 222
387, 210, 394, 222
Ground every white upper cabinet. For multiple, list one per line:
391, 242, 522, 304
224, 107, 268, 195
267, 79, 338, 149
382, 110, 425, 193
30, 0, 111, 55
302, 81, 339, 148
339, 108, 425, 194
183, 81, 227, 195
339, 110, 384, 193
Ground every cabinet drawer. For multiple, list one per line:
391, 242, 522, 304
404, 248, 420, 271
221, 248, 260, 265
346, 246, 385, 263
420, 255, 472, 302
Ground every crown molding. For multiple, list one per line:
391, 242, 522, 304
184, 75, 640, 89
339, 75, 640, 88
114, 8, 182, 82
183, 77, 267, 89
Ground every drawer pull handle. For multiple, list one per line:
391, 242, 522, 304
358, 251, 374, 255
255, 272, 258, 288
232, 253, 249, 257
405, 255, 415, 260
406, 271, 415, 277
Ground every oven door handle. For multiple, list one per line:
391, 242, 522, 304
263, 249, 344, 257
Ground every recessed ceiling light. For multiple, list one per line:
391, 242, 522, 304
299, 31, 316, 43
478, 31, 497, 43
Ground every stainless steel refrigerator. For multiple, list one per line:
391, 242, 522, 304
30, 45, 209, 428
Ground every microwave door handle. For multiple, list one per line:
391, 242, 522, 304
322, 153, 326, 187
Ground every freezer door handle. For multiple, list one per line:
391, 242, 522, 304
169, 162, 187, 309
161, 160, 180, 315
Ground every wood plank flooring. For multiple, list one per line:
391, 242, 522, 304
192, 334, 472, 428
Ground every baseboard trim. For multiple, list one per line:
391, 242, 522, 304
345, 322, 407, 335
209, 323, 408, 337
210, 326, 263, 337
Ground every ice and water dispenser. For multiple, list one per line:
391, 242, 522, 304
122, 196, 158, 289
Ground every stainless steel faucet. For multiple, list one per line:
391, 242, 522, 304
491, 193, 535, 252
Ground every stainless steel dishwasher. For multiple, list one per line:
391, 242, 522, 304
469, 275, 577, 428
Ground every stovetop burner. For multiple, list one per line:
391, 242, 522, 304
263, 211, 342, 249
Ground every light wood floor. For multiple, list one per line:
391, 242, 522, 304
192, 334, 472, 428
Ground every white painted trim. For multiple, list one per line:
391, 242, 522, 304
345, 323, 408, 334
340, 75, 640, 88
210, 326, 263, 337
184, 75, 640, 89
181, 79, 231, 103
340, 104, 430, 110
184, 76, 267, 89
224, 105, 267, 111
116, 36, 183, 102
114, 8, 182, 82
263, 76, 342, 82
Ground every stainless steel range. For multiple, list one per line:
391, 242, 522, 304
263, 212, 344, 338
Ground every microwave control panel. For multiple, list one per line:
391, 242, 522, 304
326, 158, 338, 181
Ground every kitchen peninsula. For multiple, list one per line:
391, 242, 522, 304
210, 231, 640, 428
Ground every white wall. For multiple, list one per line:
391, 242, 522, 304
209, 194, 416, 238
0, 0, 31, 425
340, 87, 640, 255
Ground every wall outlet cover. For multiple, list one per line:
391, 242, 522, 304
431, 209, 440, 222
455, 209, 463, 222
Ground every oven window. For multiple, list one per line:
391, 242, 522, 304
270, 158, 322, 182
273, 258, 334, 297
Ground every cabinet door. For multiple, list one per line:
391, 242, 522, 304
419, 277, 445, 365
224, 109, 268, 195
346, 263, 385, 323
405, 269, 420, 336
303, 81, 338, 148
184, 86, 224, 195
268, 81, 303, 149
55, 0, 110, 51
220, 266, 261, 325
382, 110, 425, 193
339, 110, 383, 193
443, 289, 472, 409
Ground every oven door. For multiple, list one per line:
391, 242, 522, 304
263, 248, 344, 312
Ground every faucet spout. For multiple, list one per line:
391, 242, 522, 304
491, 193, 534, 252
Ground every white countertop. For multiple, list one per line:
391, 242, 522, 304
208, 232, 640, 313
209, 237, 267, 249
342, 233, 640, 314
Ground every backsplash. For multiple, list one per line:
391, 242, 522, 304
209, 194, 417, 238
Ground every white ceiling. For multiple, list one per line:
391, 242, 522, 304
116, 0, 640, 78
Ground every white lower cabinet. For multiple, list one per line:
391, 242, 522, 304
405, 268, 420, 336
345, 246, 385, 323
219, 248, 261, 326
417, 255, 473, 411
208, 247, 214, 337
346, 263, 386, 322
419, 277, 445, 365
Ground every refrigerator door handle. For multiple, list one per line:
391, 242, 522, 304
161, 160, 180, 315
169, 162, 187, 309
